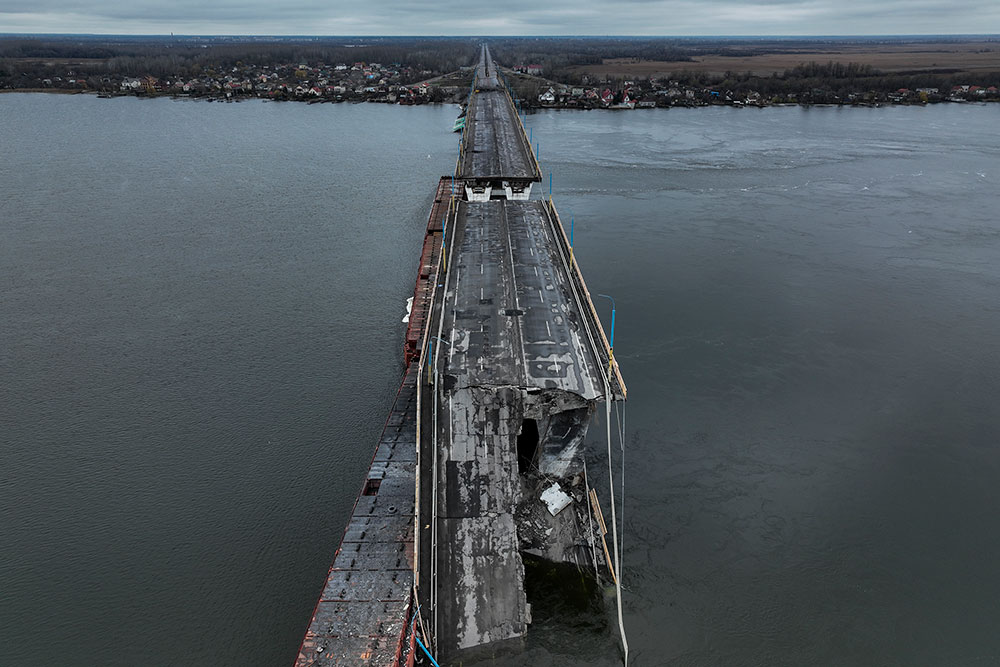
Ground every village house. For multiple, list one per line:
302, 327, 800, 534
515, 64, 544, 75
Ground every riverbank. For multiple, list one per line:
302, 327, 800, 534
524, 97, 999, 111
504, 68, 1000, 111
4, 87, 997, 112
0, 87, 469, 104
0, 87, 84, 94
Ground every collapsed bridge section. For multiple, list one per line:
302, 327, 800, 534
416, 198, 624, 660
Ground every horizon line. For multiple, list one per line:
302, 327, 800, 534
2, 32, 1000, 39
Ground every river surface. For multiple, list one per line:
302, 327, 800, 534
3, 95, 999, 666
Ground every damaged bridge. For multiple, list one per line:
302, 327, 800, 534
419, 198, 623, 656
295, 44, 625, 666
414, 45, 625, 662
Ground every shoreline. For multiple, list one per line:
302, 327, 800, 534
3, 88, 997, 111
530, 99, 999, 110
0, 88, 464, 105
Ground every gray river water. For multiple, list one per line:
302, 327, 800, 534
2, 94, 999, 666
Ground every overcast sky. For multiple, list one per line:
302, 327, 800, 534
2, 0, 999, 36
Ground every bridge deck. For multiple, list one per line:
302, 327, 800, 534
294, 179, 452, 667
457, 91, 539, 182
444, 200, 604, 398
457, 49, 540, 183
429, 200, 606, 655
295, 366, 417, 666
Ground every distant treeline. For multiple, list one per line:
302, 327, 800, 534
0, 36, 478, 80
640, 61, 998, 96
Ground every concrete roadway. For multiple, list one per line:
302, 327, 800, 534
457, 50, 539, 181
430, 200, 606, 655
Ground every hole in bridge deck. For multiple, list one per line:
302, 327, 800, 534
522, 553, 605, 628
516, 418, 539, 475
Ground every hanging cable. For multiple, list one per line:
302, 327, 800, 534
613, 399, 627, 574
619, 401, 628, 562
605, 390, 629, 664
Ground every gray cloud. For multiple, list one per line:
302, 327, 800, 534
1, 0, 998, 35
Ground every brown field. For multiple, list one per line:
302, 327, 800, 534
571, 41, 1000, 78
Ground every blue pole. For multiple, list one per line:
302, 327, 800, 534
536, 142, 540, 160
598, 294, 616, 349
415, 637, 441, 667
570, 216, 574, 246
609, 308, 616, 349
549, 172, 552, 197
529, 127, 532, 142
